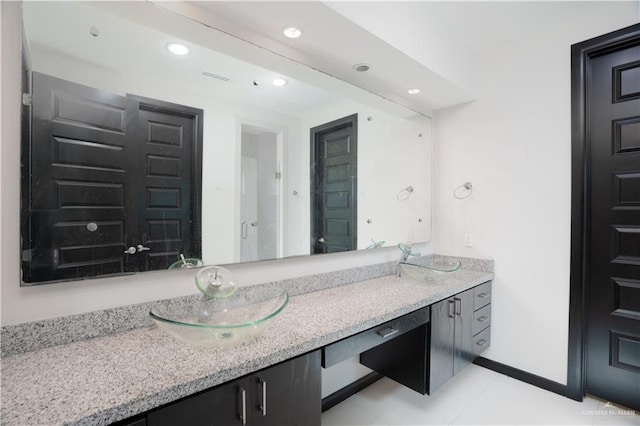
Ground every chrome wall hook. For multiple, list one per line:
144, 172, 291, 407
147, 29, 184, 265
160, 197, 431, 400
454, 182, 473, 199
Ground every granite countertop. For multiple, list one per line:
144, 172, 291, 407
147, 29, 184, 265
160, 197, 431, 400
0, 269, 493, 425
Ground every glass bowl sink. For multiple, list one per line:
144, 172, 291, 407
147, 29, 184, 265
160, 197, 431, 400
399, 259, 461, 282
150, 286, 288, 346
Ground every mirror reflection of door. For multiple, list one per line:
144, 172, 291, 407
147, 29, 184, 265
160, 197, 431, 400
21, 72, 203, 284
310, 114, 357, 254
240, 125, 281, 262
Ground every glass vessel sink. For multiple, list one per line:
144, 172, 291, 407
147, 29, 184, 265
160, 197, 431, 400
399, 259, 461, 282
150, 266, 288, 346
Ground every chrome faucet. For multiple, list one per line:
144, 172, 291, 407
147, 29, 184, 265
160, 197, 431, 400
396, 243, 418, 277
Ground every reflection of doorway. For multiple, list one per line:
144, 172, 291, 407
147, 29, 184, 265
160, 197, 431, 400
310, 114, 357, 254
240, 124, 281, 262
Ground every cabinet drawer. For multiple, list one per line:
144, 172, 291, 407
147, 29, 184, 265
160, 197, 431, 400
473, 304, 491, 335
322, 306, 430, 368
473, 327, 491, 356
473, 282, 492, 310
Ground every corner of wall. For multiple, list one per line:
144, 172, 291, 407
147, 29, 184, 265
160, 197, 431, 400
1, 1, 25, 326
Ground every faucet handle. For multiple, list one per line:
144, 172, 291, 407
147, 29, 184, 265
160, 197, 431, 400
398, 243, 420, 257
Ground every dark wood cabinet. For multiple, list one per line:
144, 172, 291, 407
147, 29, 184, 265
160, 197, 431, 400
251, 351, 321, 426
429, 282, 492, 394
358, 282, 492, 396
146, 351, 321, 426
147, 377, 244, 426
120, 283, 492, 425
429, 289, 474, 393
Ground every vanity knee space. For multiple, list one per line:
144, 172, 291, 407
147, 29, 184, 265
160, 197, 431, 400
339, 281, 493, 396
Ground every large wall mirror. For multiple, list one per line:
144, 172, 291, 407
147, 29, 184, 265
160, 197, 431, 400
20, 1, 432, 284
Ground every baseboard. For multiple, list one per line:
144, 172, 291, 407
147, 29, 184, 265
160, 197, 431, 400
321, 372, 384, 412
473, 357, 570, 398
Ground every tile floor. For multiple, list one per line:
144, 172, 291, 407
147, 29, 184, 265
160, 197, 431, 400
321, 364, 640, 426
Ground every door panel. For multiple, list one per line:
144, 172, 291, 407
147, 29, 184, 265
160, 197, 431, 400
135, 106, 197, 270
311, 115, 357, 254
251, 351, 321, 426
23, 72, 138, 282
428, 298, 455, 393
146, 378, 246, 426
453, 290, 474, 375
587, 43, 640, 410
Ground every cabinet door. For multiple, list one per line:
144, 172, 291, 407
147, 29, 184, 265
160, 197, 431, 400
147, 378, 247, 426
453, 289, 474, 375
251, 350, 321, 426
429, 298, 456, 393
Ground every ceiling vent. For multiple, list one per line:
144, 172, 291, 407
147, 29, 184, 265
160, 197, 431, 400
201, 71, 230, 82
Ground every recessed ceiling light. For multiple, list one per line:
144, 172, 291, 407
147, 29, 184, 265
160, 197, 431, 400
408, 88, 421, 95
272, 78, 288, 87
282, 26, 302, 39
166, 43, 190, 56
353, 63, 371, 72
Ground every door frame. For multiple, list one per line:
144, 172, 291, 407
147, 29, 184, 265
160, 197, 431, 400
568, 22, 640, 401
310, 114, 358, 254
236, 120, 284, 261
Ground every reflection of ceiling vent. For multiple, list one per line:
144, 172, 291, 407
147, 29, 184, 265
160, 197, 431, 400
201, 71, 230, 82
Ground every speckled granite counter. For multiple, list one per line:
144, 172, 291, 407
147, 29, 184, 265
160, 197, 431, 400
1, 268, 492, 425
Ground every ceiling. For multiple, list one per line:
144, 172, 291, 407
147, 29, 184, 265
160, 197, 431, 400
22, 1, 363, 119
25, 1, 637, 118
175, 1, 475, 115
179, 1, 637, 115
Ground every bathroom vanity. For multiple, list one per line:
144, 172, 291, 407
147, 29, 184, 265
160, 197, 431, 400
0, 259, 493, 425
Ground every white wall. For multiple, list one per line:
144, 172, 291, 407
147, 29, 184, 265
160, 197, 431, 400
298, 101, 433, 253
433, 3, 639, 384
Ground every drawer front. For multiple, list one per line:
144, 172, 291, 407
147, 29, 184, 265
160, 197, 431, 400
473, 326, 491, 356
322, 306, 430, 368
473, 304, 492, 335
473, 281, 492, 310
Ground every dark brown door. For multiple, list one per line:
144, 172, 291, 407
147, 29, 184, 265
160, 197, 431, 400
23, 72, 138, 282
310, 114, 357, 254
586, 41, 640, 409
130, 97, 203, 271
22, 73, 202, 283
